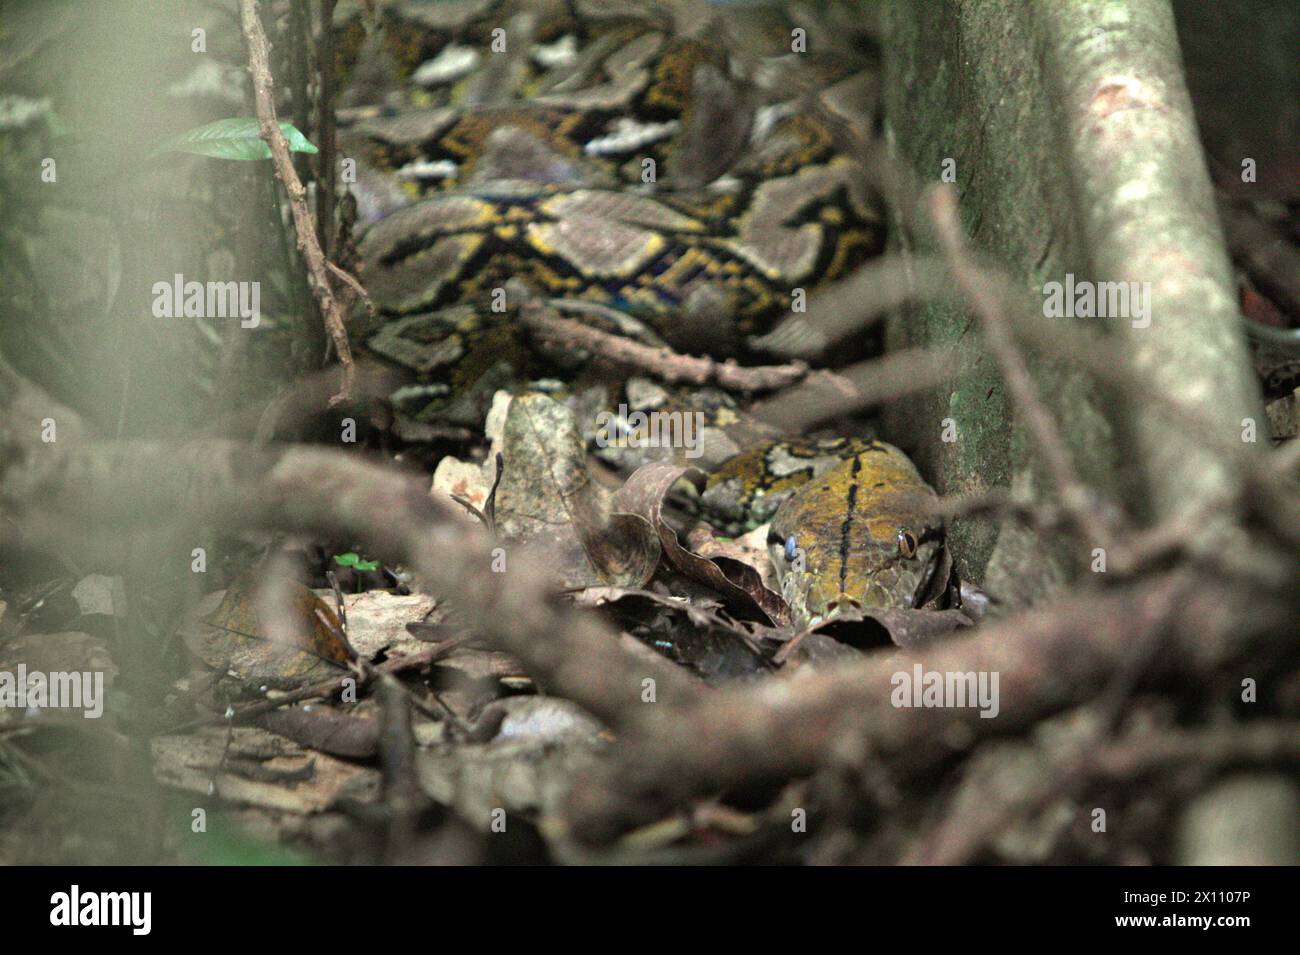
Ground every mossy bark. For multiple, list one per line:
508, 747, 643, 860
882, 0, 1262, 605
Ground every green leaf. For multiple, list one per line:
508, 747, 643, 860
333, 552, 379, 572
155, 118, 318, 161
174, 811, 309, 865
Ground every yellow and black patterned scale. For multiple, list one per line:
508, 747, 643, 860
335, 1, 856, 194
357, 162, 875, 334
341, 1, 882, 357
767, 441, 944, 627
340, 1, 944, 622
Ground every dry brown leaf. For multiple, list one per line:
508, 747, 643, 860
614, 461, 789, 626
183, 575, 356, 690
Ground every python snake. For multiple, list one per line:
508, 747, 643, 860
338, 1, 945, 626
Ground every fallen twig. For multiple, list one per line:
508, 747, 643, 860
165, 636, 470, 735
522, 302, 808, 393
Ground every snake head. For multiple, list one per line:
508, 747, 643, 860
768, 443, 945, 629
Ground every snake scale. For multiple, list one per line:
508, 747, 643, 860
338, 0, 945, 626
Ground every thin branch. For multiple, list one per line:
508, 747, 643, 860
751, 254, 952, 361
750, 345, 960, 433
908, 716, 1300, 865
522, 302, 808, 394
316, 0, 339, 259
1, 426, 1292, 846
929, 184, 1115, 551
166, 636, 470, 734
239, 0, 357, 405
561, 565, 1291, 842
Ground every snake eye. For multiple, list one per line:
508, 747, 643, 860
897, 529, 918, 558
784, 535, 798, 561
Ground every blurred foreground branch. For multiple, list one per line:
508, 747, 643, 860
1, 383, 1294, 851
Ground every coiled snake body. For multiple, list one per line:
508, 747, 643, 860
342, 1, 944, 625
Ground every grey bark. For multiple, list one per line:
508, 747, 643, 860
882, 0, 1263, 603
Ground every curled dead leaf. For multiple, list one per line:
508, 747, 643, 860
614, 461, 789, 626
